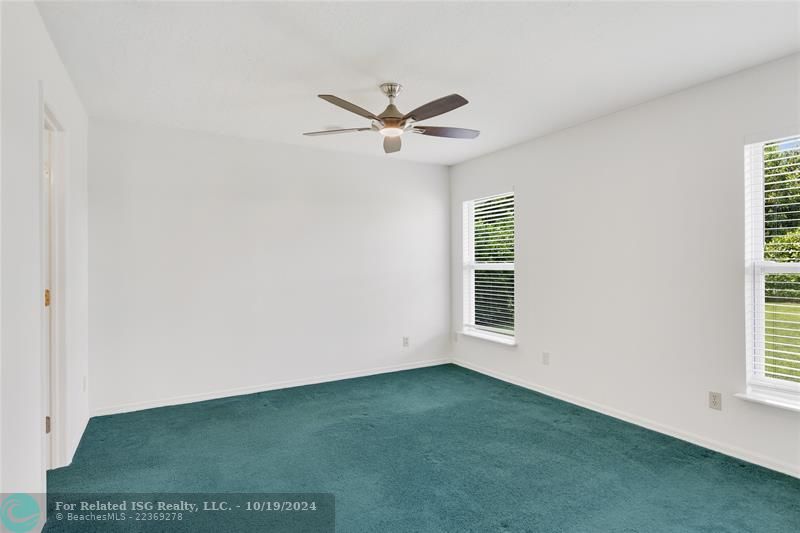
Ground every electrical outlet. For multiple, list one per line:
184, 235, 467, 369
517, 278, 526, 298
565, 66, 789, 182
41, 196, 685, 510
708, 391, 722, 411
82, 376, 87, 392
402, 336, 409, 348
542, 352, 550, 366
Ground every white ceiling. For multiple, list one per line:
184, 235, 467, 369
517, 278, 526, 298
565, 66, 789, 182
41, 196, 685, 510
38, 1, 800, 166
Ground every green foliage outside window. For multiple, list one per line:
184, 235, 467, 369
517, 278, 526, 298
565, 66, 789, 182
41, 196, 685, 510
761, 140, 800, 382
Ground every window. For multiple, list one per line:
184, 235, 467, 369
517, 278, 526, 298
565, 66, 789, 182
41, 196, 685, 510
462, 192, 515, 344
745, 135, 800, 404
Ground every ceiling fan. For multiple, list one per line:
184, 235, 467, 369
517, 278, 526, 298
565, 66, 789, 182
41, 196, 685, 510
303, 83, 479, 154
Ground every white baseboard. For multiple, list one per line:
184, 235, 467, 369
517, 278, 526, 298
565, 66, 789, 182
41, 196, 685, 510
453, 358, 800, 479
53, 414, 89, 471
91, 358, 450, 417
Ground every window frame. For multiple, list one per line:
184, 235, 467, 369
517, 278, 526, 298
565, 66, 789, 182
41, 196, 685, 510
462, 192, 516, 345
744, 137, 800, 401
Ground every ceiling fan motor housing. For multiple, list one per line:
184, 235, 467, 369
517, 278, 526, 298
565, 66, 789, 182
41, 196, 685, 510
378, 104, 404, 123
378, 83, 405, 127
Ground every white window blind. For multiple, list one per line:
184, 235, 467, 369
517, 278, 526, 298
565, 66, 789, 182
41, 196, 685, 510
746, 135, 800, 398
463, 192, 515, 340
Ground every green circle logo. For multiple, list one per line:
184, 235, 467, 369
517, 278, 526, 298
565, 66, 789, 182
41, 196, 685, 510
0, 494, 40, 533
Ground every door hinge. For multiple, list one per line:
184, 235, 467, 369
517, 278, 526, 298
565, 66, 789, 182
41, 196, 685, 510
45, 289, 51, 307
45, 416, 51, 434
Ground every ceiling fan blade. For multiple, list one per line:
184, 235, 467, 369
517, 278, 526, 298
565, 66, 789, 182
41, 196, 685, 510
303, 127, 372, 136
413, 126, 480, 139
383, 136, 401, 154
403, 94, 468, 122
318, 94, 380, 121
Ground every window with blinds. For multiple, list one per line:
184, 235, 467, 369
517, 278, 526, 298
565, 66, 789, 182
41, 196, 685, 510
463, 192, 515, 341
746, 135, 800, 398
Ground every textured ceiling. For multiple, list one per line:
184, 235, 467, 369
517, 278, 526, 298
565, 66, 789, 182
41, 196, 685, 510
38, 1, 800, 165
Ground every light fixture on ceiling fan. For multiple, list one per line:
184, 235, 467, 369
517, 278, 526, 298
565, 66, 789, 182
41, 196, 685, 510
303, 82, 479, 154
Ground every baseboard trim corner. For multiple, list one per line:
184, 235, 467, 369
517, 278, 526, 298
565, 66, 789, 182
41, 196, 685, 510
452, 358, 800, 479
91, 358, 450, 417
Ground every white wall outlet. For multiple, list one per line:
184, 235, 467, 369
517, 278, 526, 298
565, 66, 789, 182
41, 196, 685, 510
709, 391, 722, 411
402, 336, 409, 348
542, 352, 551, 366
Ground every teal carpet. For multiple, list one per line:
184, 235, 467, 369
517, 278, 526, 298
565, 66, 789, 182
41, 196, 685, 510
48, 364, 799, 532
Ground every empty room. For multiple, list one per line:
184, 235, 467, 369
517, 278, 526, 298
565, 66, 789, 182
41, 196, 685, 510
1, 1, 799, 532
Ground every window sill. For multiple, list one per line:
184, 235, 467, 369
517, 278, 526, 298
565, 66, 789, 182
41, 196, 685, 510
460, 329, 517, 346
735, 391, 800, 413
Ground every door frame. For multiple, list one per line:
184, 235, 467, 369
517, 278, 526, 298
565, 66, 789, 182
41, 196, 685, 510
39, 83, 68, 472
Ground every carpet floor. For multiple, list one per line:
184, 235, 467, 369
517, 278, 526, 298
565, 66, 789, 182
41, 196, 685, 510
47, 364, 799, 532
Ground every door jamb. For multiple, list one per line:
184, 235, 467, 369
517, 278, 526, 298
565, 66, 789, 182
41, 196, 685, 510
39, 85, 67, 475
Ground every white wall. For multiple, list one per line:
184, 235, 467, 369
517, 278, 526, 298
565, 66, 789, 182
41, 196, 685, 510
1, 0, 4, 495
89, 119, 450, 414
451, 54, 800, 477
1, 3, 89, 492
